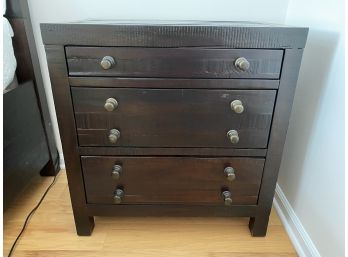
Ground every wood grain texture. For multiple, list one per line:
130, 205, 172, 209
69, 77, 280, 89
86, 204, 257, 217
41, 22, 308, 237
41, 21, 308, 49
45, 45, 94, 235
249, 49, 304, 236
78, 147, 267, 157
81, 156, 265, 205
66, 47, 283, 79
72, 88, 276, 148
3, 171, 297, 257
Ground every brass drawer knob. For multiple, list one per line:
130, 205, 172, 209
100, 56, 115, 70
230, 100, 244, 114
104, 98, 118, 112
222, 190, 232, 206
224, 167, 236, 181
111, 165, 122, 180
109, 129, 120, 144
113, 188, 124, 204
235, 57, 250, 71
227, 130, 239, 144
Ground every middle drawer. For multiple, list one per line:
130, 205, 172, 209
72, 88, 276, 148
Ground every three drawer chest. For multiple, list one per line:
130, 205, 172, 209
41, 21, 308, 236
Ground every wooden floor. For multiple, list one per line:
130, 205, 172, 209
4, 171, 297, 257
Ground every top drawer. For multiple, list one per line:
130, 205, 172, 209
66, 47, 283, 79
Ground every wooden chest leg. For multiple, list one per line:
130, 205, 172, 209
248, 216, 269, 237
74, 215, 95, 236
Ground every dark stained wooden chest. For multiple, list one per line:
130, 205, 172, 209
41, 20, 308, 236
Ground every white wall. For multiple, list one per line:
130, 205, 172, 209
28, 0, 290, 160
278, 0, 345, 256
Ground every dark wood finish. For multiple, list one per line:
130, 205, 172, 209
69, 77, 279, 89
6, 0, 59, 176
3, 0, 59, 209
66, 47, 283, 79
5, 0, 22, 16
86, 204, 257, 217
82, 156, 265, 205
72, 88, 276, 148
78, 147, 267, 157
248, 49, 304, 236
3, 81, 50, 209
9, 19, 34, 83
41, 21, 308, 49
41, 21, 307, 237
45, 45, 94, 235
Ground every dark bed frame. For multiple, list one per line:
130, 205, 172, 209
3, 0, 59, 209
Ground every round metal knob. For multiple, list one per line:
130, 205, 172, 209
100, 56, 115, 70
111, 165, 122, 180
108, 129, 120, 144
113, 188, 124, 204
224, 167, 236, 181
104, 98, 118, 112
235, 57, 250, 71
222, 191, 232, 206
227, 130, 239, 144
230, 100, 244, 114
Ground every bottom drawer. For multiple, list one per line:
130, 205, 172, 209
81, 156, 265, 205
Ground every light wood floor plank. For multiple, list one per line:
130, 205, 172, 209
4, 171, 297, 257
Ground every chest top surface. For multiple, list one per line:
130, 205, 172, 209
40, 20, 308, 48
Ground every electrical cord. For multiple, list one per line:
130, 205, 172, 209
7, 174, 58, 257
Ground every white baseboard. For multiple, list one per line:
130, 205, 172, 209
59, 153, 65, 170
273, 184, 321, 257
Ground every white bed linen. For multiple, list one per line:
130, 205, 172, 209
3, 11, 17, 90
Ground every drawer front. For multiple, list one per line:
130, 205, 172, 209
81, 156, 265, 205
66, 47, 283, 79
72, 88, 276, 148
